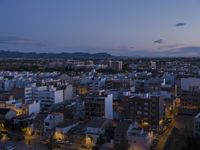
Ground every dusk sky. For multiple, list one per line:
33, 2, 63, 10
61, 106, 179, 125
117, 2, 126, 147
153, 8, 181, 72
0, 0, 200, 56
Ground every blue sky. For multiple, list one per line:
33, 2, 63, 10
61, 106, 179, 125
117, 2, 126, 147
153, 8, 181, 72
0, 0, 200, 56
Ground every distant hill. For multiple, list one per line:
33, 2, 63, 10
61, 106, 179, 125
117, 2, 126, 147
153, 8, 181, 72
0, 50, 113, 59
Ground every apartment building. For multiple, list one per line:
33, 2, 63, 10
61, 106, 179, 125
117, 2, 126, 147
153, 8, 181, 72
105, 78, 133, 91
179, 78, 200, 115
25, 86, 64, 110
108, 60, 123, 71
122, 94, 165, 128
85, 93, 113, 120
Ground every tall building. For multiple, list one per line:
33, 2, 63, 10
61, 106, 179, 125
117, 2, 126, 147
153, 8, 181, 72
122, 94, 165, 128
88, 76, 102, 94
85, 93, 113, 120
179, 78, 200, 115
108, 60, 123, 71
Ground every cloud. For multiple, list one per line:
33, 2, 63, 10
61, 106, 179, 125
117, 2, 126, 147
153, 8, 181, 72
175, 23, 186, 27
0, 36, 46, 47
154, 39, 164, 44
129, 46, 135, 49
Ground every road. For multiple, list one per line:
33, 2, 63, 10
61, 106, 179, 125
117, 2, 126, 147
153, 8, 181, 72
155, 121, 175, 150
0, 134, 48, 150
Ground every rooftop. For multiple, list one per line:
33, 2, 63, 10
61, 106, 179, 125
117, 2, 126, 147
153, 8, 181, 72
86, 118, 108, 128
0, 108, 12, 115
56, 120, 76, 128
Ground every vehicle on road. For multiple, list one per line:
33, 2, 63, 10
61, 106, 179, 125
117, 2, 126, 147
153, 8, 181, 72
56, 140, 65, 144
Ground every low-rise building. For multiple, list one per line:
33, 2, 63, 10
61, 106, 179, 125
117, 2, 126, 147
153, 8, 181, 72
32, 112, 48, 136
54, 120, 79, 140
0, 108, 16, 120
127, 122, 153, 150
86, 118, 110, 146
44, 112, 64, 137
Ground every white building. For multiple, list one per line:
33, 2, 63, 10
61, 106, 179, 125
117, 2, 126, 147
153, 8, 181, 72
44, 113, 64, 137
150, 61, 156, 69
194, 112, 200, 136
63, 84, 73, 101
24, 87, 34, 102
27, 101, 40, 115
0, 79, 15, 91
105, 94, 113, 120
1, 99, 40, 116
25, 86, 64, 110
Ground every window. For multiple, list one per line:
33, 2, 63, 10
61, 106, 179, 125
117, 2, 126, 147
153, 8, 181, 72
137, 111, 142, 115
45, 122, 50, 126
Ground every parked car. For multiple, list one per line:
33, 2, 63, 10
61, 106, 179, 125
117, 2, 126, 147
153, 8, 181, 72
56, 140, 65, 144
6, 146, 15, 150
40, 139, 50, 145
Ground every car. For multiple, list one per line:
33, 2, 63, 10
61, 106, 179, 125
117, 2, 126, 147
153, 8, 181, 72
40, 139, 49, 145
151, 143, 157, 147
56, 140, 65, 144
6, 146, 15, 150
64, 140, 70, 144
64, 141, 73, 146
66, 142, 73, 146
151, 140, 158, 147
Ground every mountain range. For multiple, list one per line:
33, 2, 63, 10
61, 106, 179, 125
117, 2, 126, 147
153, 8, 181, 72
0, 50, 113, 59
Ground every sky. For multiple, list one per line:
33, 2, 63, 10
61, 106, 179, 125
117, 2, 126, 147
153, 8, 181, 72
0, 0, 200, 56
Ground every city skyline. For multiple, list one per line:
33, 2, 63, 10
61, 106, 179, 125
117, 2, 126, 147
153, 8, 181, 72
0, 0, 200, 56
